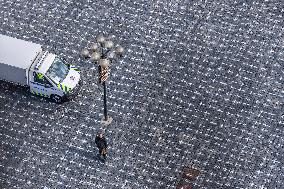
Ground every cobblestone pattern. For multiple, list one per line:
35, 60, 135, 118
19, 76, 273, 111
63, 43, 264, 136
0, 0, 284, 188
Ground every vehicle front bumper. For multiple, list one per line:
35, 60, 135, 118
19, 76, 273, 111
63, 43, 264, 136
64, 79, 82, 100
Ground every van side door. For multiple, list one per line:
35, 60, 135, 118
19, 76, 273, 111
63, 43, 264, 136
29, 72, 52, 97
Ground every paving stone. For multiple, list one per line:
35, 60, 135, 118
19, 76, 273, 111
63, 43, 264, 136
0, 0, 284, 188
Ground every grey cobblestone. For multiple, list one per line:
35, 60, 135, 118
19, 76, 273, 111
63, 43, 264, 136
0, 0, 284, 188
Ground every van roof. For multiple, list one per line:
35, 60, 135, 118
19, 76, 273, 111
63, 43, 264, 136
0, 34, 42, 69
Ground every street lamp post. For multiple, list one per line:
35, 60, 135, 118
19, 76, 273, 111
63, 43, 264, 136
81, 35, 124, 125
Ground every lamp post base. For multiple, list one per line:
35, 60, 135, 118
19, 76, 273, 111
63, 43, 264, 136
101, 116, 113, 126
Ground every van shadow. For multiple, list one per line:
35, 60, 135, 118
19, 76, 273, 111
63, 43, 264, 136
0, 80, 51, 104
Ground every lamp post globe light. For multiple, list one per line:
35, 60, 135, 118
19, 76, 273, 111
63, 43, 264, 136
96, 35, 105, 44
104, 41, 114, 49
81, 35, 124, 125
115, 46, 124, 56
91, 51, 101, 61
81, 49, 90, 58
90, 43, 100, 51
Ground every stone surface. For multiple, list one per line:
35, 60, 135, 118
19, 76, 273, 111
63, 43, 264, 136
0, 0, 284, 188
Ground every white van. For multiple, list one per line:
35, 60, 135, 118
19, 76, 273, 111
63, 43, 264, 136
0, 34, 81, 103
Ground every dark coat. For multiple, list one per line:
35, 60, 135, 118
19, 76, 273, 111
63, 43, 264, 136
95, 135, 107, 150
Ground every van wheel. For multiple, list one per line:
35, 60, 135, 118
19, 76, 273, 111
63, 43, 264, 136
51, 95, 63, 103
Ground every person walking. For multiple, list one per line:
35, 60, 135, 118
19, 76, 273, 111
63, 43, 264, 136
95, 130, 108, 162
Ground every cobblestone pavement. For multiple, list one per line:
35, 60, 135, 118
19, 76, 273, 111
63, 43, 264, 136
0, 0, 284, 188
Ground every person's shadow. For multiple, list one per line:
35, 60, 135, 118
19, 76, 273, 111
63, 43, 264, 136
67, 146, 96, 160
67, 140, 102, 162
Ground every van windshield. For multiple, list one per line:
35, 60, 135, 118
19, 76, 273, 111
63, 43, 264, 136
46, 57, 69, 83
